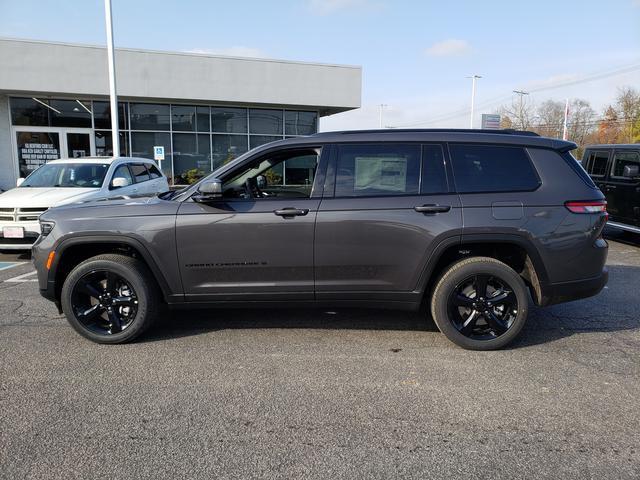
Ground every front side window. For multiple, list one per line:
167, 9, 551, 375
21, 163, 109, 188
223, 150, 319, 199
585, 151, 610, 177
449, 144, 540, 193
111, 164, 134, 188
335, 144, 421, 197
611, 150, 640, 179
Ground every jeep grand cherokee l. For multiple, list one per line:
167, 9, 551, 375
32, 129, 609, 350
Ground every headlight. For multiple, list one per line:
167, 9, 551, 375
40, 221, 55, 237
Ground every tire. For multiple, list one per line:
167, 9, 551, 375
61, 254, 161, 344
430, 256, 529, 350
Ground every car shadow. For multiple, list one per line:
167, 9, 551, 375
141, 264, 640, 349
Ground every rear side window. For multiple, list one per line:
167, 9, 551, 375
147, 164, 162, 179
584, 150, 609, 177
449, 144, 540, 193
335, 144, 421, 197
561, 151, 596, 188
130, 164, 150, 183
611, 150, 640, 179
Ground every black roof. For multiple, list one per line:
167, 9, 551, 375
585, 144, 640, 149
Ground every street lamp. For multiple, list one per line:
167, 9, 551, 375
467, 75, 482, 128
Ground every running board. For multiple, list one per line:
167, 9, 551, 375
607, 221, 640, 234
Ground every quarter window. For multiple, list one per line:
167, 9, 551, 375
611, 151, 640, 178
335, 144, 421, 197
585, 151, 610, 177
147, 164, 162, 179
449, 144, 539, 193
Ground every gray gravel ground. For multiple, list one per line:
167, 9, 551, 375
1, 237, 639, 479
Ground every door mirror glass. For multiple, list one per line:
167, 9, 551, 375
16, 178, 25, 187
193, 179, 223, 202
111, 177, 131, 189
623, 164, 639, 178
256, 175, 267, 189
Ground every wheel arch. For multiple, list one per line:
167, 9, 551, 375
49, 235, 175, 304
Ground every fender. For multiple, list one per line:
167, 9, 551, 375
48, 234, 181, 303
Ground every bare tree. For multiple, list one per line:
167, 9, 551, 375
567, 98, 596, 147
498, 94, 536, 130
535, 100, 565, 138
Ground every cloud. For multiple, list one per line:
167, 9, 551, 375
308, 0, 380, 15
186, 47, 266, 58
425, 39, 471, 57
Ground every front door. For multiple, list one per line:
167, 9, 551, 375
607, 149, 640, 225
13, 127, 95, 180
176, 146, 326, 302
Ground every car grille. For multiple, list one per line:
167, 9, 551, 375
0, 207, 48, 222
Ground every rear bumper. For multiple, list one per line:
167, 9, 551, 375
539, 268, 608, 306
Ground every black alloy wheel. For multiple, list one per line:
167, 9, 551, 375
447, 274, 519, 340
70, 269, 139, 336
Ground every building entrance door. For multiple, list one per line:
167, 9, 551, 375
13, 127, 95, 180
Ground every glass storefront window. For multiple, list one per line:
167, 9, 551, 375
250, 135, 282, 150
93, 101, 128, 129
95, 130, 129, 156
197, 106, 210, 132
211, 107, 247, 133
172, 133, 212, 184
10, 97, 49, 126
249, 109, 283, 135
212, 134, 248, 169
130, 131, 172, 181
130, 103, 171, 130
16, 131, 61, 178
49, 99, 92, 128
171, 105, 196, 132
285, 111, 318, 136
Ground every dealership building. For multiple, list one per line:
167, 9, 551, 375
0, 38, 361, 189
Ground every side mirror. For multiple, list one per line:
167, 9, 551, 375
16, 178, 25, 187
193, 178, 223, 203
111, 177, 131, 189
623, 164, 639, 178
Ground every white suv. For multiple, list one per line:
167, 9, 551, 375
0, 156, 169, 250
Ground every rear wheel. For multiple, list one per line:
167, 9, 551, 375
430, 257, 529, 350
61, 254, 160, 344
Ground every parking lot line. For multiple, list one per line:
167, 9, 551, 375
4, 270, 38, 283
0, 261, 27, 271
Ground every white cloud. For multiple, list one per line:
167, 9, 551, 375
308, 0, 379, 15
425, 39, 471, 57
186, 47, 266, 58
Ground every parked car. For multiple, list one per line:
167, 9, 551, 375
33, 129, 608, 350
0, 157, 169, 250
582, 144, 640, 234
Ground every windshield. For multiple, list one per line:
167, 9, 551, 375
21, 163, 109, 188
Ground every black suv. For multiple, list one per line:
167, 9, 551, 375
582, 144, 640, 234
33, 129, 609, 350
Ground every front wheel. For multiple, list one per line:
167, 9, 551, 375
61, 254, 160, 344
430, 257, 529, 350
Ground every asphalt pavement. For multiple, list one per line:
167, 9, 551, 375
1, 237, 639, 479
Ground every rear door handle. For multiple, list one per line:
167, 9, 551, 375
414, 204, 451, 214
274, 208, 309, 218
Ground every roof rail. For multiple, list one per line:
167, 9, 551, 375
312, 128, 540, 137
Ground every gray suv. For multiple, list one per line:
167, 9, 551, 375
33, 129, 609, 350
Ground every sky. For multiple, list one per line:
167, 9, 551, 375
1, 0, 639, 131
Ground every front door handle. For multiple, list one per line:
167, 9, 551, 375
274, 207, 309, 218
414, 204, 451, 214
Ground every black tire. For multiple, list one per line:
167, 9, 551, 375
430, 256, 529, 350
61, 254, 160, 344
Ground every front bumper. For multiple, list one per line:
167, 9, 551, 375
0, 221, 40, 250
539, 268, 609, 306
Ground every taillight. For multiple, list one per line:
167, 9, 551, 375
564, 200, 607, 214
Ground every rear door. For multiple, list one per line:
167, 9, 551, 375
607, 149, 640, 226
314, 143, 462, 302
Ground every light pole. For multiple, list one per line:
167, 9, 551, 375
378, 104, 388, 129
104, 0, 120, 157
467, 75, 482, 128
